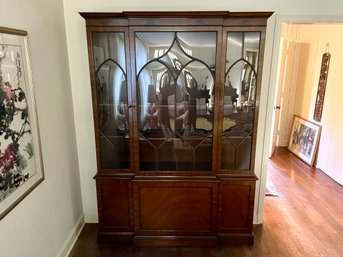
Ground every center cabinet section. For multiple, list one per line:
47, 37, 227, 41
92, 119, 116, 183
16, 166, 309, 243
81, 11, 272, 246
134, 181, 217, 233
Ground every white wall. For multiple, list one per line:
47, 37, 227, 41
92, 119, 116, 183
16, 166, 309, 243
63, 0, 343, 223
0, 0, 83, 256
293, 24, 343, 186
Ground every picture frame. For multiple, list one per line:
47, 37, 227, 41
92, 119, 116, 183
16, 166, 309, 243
288, 115, 321, 166
0, 27, 44, 219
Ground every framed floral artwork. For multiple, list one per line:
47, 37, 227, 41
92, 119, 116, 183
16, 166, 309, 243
0, 27, 44, 219
288, 115, 321, 166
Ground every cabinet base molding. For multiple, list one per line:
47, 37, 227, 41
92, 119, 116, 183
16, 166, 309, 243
134, 235, 218, 247
98, 232, 134, 243
218, 233, 254, 245
97, 233, 254, 246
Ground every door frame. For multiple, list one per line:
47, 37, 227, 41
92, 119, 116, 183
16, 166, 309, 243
254, 14, 343, 224
270, 26, 302, 157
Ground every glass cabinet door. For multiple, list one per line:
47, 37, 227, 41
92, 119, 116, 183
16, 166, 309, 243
92, 32, 130, 170
134, 31, 217, 171
221, 31, 261, 170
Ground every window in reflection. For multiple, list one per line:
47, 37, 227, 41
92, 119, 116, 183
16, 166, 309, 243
92, 32, 130, 169
135, 31, 216, 171
221, 32, 260, 170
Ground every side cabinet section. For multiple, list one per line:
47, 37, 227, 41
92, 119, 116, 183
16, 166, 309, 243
96, 177, 134, 241
217, 179, 256, 244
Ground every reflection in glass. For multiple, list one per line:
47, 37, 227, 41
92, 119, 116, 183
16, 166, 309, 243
135, 32, 216, 171
221, 32, 260, 170
92, 32, 130, 169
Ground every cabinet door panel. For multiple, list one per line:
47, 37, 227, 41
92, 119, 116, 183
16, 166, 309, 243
218, 180, 255, 232
96, 179, 133, 231
221, 31, 261, 171
134, 181, 218, 235
91, 32, 131, 170
135, 31, 217, 172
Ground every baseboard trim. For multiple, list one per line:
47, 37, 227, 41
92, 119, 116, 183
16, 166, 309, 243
84, 213, 98, 223
56, 214, 85, 257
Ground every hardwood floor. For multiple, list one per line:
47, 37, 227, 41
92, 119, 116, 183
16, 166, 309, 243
69, 147, 343, 257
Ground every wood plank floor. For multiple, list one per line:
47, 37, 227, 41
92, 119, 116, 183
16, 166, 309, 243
69, 147, 343, 257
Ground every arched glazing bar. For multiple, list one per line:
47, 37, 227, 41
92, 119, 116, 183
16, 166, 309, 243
135, 31, 217, 171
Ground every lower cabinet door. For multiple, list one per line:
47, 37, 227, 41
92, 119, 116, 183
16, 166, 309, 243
96, 178, 134, 232
133, 180, 218, 236
217, 179, 256, 233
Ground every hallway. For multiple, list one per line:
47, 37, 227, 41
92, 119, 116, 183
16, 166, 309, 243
69, 147, 343, 256
263, 147, 343, 256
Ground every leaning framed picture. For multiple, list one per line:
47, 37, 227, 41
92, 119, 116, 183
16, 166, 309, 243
288, 115, 321, 166
0, 27, 44, 219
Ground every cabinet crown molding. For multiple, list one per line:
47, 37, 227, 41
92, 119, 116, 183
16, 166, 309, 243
80, 11, 273, 19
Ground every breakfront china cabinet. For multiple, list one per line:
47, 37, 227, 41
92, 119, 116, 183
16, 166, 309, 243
81, 11, 272, 246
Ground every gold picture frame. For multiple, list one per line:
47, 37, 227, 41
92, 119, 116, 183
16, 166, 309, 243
0, 27, 44, 219
288, 115, 321, 166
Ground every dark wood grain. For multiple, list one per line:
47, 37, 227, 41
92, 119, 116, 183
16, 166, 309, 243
69, 147, 343, 256
83, 12, 272, 246
218, 180, 255, 232
96, 179, 134, 233
134, 181, 216, 234
79, 11, 273, 19
80, 12, 273, 27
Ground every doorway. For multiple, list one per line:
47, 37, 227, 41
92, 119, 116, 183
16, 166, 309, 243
269, 22, 343, 160
269, 23, 302, 157
255, 16, 343, 224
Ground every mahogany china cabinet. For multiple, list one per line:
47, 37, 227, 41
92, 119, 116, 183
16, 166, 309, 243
80, 11, 272, 246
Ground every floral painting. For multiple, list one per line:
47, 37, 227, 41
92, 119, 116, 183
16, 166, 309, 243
0, 27, 44, 219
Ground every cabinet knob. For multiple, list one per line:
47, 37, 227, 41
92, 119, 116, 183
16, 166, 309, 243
128, 105, 136, 109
